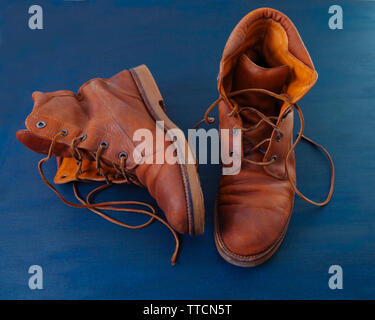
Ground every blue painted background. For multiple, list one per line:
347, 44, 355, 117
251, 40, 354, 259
0, 0, 374, 299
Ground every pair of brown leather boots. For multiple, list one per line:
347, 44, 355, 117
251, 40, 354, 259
16, 8, 334, 267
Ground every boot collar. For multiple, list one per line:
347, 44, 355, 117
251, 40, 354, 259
218, 7, 318, 111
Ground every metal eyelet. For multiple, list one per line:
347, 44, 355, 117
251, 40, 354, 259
271, 155, 278, 161
61, 129, 68, 136
100, 141, 108, 149
36, 121, 46, 129
80, 134, 87, 142
276, 131, 283, 142
118, 152, 128, 160
61, 175, 67, 179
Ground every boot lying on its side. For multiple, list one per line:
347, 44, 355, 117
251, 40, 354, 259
17, 65, 205, 264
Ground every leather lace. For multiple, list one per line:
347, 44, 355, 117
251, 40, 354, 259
38, 131, 180, 265
195, 88, 335, 206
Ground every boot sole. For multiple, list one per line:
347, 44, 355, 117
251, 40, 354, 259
130, 64, 205, 236
214, 200, 292, 267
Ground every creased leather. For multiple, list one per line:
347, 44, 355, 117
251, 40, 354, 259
16, 69, 189, 234
216, 8, 316, 258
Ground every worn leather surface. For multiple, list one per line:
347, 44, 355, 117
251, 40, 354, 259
216, 8, 317, 257
16, 69, 190, 234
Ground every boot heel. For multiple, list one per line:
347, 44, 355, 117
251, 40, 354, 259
130, 65, 205, 236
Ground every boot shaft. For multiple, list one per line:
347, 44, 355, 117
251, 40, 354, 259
17, 65, 205, 236
217, 8, 318, 179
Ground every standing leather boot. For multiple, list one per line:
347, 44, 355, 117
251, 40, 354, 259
16, 65, 205, 264
200, 8, 334, 266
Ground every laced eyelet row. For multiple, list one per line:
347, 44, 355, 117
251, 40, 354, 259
38, 125, 111, 154
194, 87, 334, 206
58, 129, 131, 183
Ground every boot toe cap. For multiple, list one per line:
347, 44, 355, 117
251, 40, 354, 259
217, 205, 289, 258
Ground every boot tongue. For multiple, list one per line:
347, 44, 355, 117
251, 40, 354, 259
232, 54, 289, 116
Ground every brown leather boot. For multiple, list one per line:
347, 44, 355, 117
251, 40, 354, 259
200, 8, 334, 266
16, 65, 205, 263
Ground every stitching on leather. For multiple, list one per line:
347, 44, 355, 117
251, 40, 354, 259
215, 217, 288, 261
130, 68, 193, 234
214, 199, 293, 262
